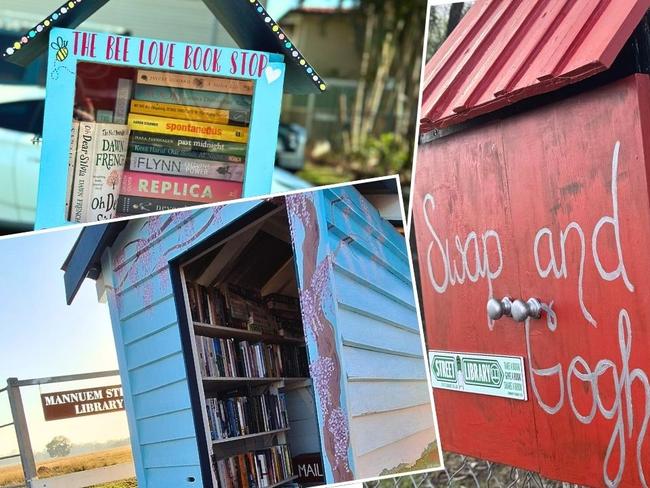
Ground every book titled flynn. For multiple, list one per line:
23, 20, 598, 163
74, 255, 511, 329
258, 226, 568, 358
130, 153, 245, 182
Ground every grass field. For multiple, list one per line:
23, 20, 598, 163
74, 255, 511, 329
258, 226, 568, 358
90, 479, 137, 488
0, 446, 132, 487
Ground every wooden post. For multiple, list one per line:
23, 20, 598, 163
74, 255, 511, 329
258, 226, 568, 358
6, 377, 37, 487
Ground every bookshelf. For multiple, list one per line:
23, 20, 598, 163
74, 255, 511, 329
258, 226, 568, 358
179, 206, 323, 488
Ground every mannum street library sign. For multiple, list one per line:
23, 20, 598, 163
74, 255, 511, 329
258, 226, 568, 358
40, 385, 124, 421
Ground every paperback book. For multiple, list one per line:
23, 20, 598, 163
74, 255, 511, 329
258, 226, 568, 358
127, 114, 249, 143
129, 152, 245, 182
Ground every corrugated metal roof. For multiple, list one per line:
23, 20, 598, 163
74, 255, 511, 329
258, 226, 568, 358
420, 0, 650, 132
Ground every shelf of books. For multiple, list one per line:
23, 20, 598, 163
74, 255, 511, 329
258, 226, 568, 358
179, 207, 324, 488
65, 62, 251, 222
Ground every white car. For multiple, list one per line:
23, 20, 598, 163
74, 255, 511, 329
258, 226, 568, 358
0, 84, 44, 231
0, 84, 309, 233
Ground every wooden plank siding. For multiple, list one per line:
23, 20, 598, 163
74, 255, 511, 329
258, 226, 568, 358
287, 187, 436, 481
321, 188, 436, 479
100, 202, 264, 488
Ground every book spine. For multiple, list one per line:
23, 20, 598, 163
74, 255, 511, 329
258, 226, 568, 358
130, 99, 249, 126
128, 114, 248, 144
70, 121, 96, 222
130, 131, 246, 159
137, 69, 254, 96
119, 171, 243, 204
133, 84, 252, 112
114, 78, 134, 124
65, 121, 80, 220
116, 194, 196, 215
86, 124, 131, 222
129, 140, 245, 164
130, 152, 245, 182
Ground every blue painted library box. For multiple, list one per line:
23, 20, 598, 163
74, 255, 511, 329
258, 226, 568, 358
63, 180, 438, 488
2, 0, 325, 230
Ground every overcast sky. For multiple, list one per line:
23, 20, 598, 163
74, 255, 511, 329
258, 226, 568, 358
0, 227, 129, 458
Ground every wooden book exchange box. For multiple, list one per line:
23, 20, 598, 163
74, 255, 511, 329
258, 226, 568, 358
412, 1, 650, 487
63, 181, 438, 488
2, 0, 324, 229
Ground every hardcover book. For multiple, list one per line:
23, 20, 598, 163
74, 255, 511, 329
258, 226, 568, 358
127, 114, 248, 144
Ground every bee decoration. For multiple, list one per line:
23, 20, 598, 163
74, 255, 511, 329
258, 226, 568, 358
49, 36, 74, 80
51, 36, 69, 62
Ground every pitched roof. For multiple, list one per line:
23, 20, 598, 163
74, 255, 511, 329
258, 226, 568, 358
420, 0, 650, 132
1, 0, 326, 94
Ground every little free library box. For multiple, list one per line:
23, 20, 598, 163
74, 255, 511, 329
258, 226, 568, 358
2, 0, 325, 229
62, 181, 438, 488
413, 1, 650, 487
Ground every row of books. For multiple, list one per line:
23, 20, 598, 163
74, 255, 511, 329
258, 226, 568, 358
195, 337, 309, 379
118, 69, 252, 215
206, 392, 288, 441
215, 445, 294, 488
65, 121, 131, 222
66, 69, 254, 221
188, 282, 304, 339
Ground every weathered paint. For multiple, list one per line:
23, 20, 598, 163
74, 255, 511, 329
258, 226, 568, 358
420, 0, 650, 131
288, 187, 436, 480
95, 183, 435, 487
101, 203, 263, 488
413, 74, 650, 487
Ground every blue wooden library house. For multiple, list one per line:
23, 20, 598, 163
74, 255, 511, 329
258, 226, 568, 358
62, 178, 438, 488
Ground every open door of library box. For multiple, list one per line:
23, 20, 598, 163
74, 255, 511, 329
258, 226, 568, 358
2, 0, 326, 230
63, 182, 438, 488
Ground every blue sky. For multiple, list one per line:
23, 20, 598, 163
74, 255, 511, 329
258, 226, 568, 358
0, 227, 129, 458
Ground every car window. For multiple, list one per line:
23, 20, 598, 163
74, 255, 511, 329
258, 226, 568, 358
0, 100, 44, 135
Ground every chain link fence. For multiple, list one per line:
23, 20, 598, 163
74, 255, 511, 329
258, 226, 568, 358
365, 453, 584, 488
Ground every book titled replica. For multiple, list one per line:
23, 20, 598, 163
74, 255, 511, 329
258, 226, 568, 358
119, 171, 243, 204
68, 121, 130, 222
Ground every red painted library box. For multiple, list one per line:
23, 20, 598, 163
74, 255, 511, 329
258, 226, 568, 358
412, 1, 650, 486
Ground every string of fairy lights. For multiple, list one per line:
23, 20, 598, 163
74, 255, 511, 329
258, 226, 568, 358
2, 0, 327, 92
3, 0, 83, 58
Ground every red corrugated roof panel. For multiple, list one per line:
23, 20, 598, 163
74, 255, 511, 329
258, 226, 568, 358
420, 0, 650, 132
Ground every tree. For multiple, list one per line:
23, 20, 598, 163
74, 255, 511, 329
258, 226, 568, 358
46, 436, 72, 458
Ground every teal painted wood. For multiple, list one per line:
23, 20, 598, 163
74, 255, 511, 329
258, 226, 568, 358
288, 186, 436, 480
286, 191, 356, 484
35, 27, 285, 230
100, 200, 264, 488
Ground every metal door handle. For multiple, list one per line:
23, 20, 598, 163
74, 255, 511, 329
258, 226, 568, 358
486, 297, 512, 320
511, 298, 543, 322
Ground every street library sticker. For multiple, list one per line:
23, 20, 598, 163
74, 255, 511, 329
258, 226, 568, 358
428, 350, 528, 401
